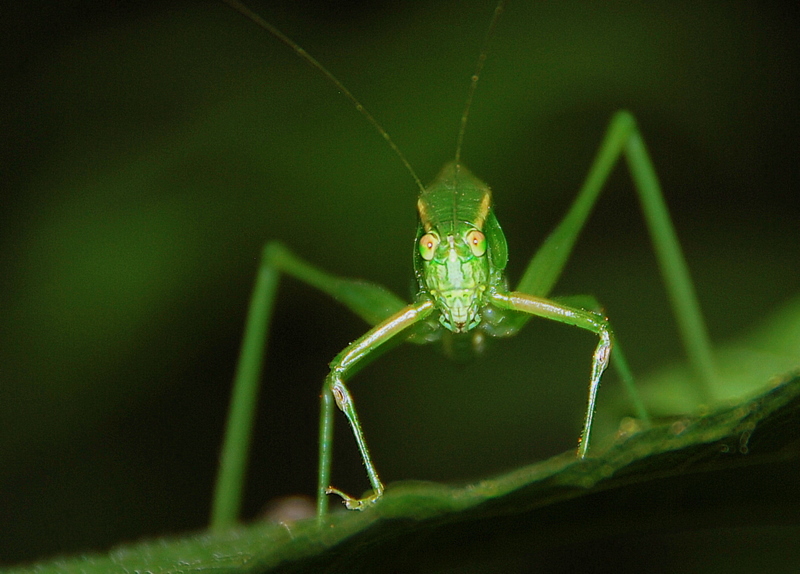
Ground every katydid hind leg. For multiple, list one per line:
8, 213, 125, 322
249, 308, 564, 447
510, 111, 715, 422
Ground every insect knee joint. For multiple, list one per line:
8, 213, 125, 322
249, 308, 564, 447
331, 381, 350, 410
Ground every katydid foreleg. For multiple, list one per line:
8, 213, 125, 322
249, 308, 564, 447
319, 299, 435, 517
211, 241, 411, 529
489, 291, 613, 458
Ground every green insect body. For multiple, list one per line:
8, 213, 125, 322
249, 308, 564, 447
212, 0, 716, 529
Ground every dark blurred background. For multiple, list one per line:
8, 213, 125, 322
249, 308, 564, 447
2, 0, 798, 566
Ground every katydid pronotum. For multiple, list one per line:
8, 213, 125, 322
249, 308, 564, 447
212, 0, 716, 528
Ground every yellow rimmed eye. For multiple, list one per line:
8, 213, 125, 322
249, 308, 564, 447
418, 232, 439, 261
465, 229, 486, 257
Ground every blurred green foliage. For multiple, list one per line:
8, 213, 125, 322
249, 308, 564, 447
1, 0, 798, 566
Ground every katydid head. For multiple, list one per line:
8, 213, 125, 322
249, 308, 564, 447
414, 162, 507, 333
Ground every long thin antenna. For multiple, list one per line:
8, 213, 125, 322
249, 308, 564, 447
222, 0, 426, 194
454, 0, 506, 165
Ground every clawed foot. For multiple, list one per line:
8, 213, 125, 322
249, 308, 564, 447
325, 486, 383, 510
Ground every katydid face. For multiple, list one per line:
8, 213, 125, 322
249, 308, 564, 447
418, 224, 490, 332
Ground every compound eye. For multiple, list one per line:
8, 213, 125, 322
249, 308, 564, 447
465, 229, 486, 257
418, 232, 440, 261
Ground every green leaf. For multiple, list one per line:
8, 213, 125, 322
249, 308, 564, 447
9, 370, 799, 574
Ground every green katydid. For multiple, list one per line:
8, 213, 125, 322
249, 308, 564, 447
211, 0, 716, 528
